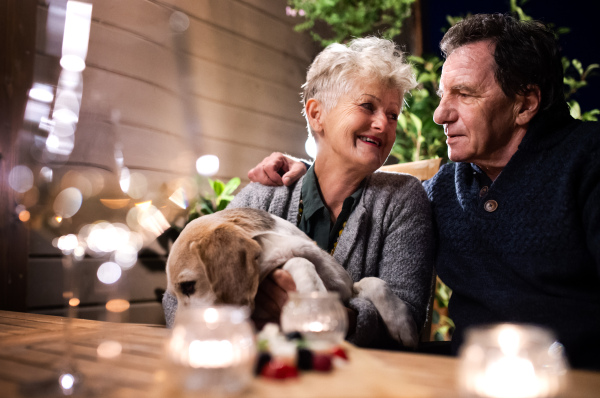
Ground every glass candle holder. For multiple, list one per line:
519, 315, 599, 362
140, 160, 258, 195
164, 306, 256, 395
280, 291, 348, 348
458, 323, 568, 398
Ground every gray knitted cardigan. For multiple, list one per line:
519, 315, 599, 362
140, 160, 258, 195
163, 171, 435, 347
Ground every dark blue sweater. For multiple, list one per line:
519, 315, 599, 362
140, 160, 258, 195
424, 104, 600, 370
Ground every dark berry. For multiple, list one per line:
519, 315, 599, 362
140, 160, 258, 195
285, 331, 303, 340
254, 352, 272, 375
331, 347, 348, 360
297, 348, 313, 370
312, 353, 332, 372
260, 360, 298, 379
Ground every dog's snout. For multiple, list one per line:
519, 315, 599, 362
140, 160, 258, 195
179, 281, 196, 297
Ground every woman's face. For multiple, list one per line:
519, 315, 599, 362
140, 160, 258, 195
315, 80, 401, 176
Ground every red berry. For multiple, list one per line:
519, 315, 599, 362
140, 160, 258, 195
260, 360, 299, 379
331, 347, 348, 360
312, 353, 332, 372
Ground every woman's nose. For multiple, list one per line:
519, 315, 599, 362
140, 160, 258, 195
372, 111, 388, 131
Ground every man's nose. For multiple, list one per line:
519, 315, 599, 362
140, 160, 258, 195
433, 97, 455, 126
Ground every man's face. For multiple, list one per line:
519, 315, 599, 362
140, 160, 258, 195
434, 41, 523, 169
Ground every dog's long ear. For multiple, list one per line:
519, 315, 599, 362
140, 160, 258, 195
199, 223, 262, 306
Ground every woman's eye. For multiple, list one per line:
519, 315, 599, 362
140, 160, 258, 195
360, 103, 374, 111
388, 113, 398, 121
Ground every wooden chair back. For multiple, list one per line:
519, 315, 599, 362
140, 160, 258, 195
379, 158, 443, 181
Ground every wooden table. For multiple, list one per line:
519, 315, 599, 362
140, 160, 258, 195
1, 310, 599, 397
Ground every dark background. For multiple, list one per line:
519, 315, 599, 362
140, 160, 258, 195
421, 0, 600, 112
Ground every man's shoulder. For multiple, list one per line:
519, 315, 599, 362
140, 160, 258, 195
423, 162, 456, 193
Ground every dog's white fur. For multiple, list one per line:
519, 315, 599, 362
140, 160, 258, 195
166, 208, 418, 348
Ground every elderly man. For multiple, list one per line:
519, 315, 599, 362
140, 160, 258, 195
250, 14, 600, 369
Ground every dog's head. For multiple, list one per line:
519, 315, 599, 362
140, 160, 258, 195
166, 216, 262, 315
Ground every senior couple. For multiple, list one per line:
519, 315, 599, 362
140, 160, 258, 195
164, 14, 600, 370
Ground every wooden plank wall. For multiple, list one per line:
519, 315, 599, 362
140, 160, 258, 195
27, 0, 319, 323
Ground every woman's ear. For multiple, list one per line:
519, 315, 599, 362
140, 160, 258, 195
305, 98, 324, 136
516, 85, 541, 126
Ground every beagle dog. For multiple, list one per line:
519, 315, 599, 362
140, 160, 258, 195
166, 207, 418, 348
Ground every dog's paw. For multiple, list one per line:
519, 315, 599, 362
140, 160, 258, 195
282, 258, 327, 293
353, 277, 419, 349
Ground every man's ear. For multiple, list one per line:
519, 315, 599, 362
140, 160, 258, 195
516, 85, 541, 126
305, 98, 324, 137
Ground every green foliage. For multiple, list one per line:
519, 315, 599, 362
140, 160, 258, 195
187, 177, 241, 223
432, 277, 454, 341
392, 55, 446, 163
563, 58, 599, 121
286, 0, 416, 46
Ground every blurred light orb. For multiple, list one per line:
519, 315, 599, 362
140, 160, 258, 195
97, 340, 123, 359
127, 172, 148, 199
53, 187, 82, 218
106, 299, 130, 313
120, 167, 131, 193
40, 166, 53, 182
61, 170, 93, 198
57, 234, 79, 252
114, 245, 138, 269
59, 373, 75, 390
69, 298, 80, 307
83, 222, 132, 254
18, 210, 31, 223
305, 136, 317, 159
97, 262, 122, 284
8, 165, 34, 193
196, 155, 219, 177
60, 54, 86, 72
53, 108, 79, 124
29, 83, 54, 103
73, 245, 86, 260
169, 11, 190, 32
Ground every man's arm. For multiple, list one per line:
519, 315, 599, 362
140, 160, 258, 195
248, 152, 309, 186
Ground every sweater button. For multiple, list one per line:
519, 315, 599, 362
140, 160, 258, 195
484, 200, 498, 212
479, 186, 489, 197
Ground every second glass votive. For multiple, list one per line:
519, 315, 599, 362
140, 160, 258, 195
280, 291, 348, 347
458, 323, 568, 398
163, 305, 256, 395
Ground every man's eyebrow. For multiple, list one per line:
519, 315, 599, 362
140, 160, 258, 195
437, 85, 476, 97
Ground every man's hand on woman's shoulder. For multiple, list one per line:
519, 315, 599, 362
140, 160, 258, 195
248, 152, 308, 186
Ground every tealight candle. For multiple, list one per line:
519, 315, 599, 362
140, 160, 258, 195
281, 291, 348, 348
163, 306, 256, 395
458, 324, 568, 398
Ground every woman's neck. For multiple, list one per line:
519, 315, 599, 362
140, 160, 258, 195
313, 161, 365, 222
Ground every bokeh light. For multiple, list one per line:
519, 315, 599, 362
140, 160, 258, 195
53, 187, 83, 218
8, 165, 34, 193
305, 136, 317, 159
97, 340, 122, 359
106, 299, 130, 313
29, 83, 54, 103
196, 155, 219, 177
97, 262, 122, 284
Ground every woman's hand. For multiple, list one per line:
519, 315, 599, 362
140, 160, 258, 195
247, 152, 308, 186
251, 269, 297, 330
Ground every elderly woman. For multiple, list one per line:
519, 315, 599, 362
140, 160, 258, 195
164, 37, 434, 348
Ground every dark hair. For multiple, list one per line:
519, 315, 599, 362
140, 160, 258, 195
440, 13, 565, 111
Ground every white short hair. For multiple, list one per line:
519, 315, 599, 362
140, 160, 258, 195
301, 36, 416, 136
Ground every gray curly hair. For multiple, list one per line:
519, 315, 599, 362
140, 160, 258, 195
301, 36, 416, 135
